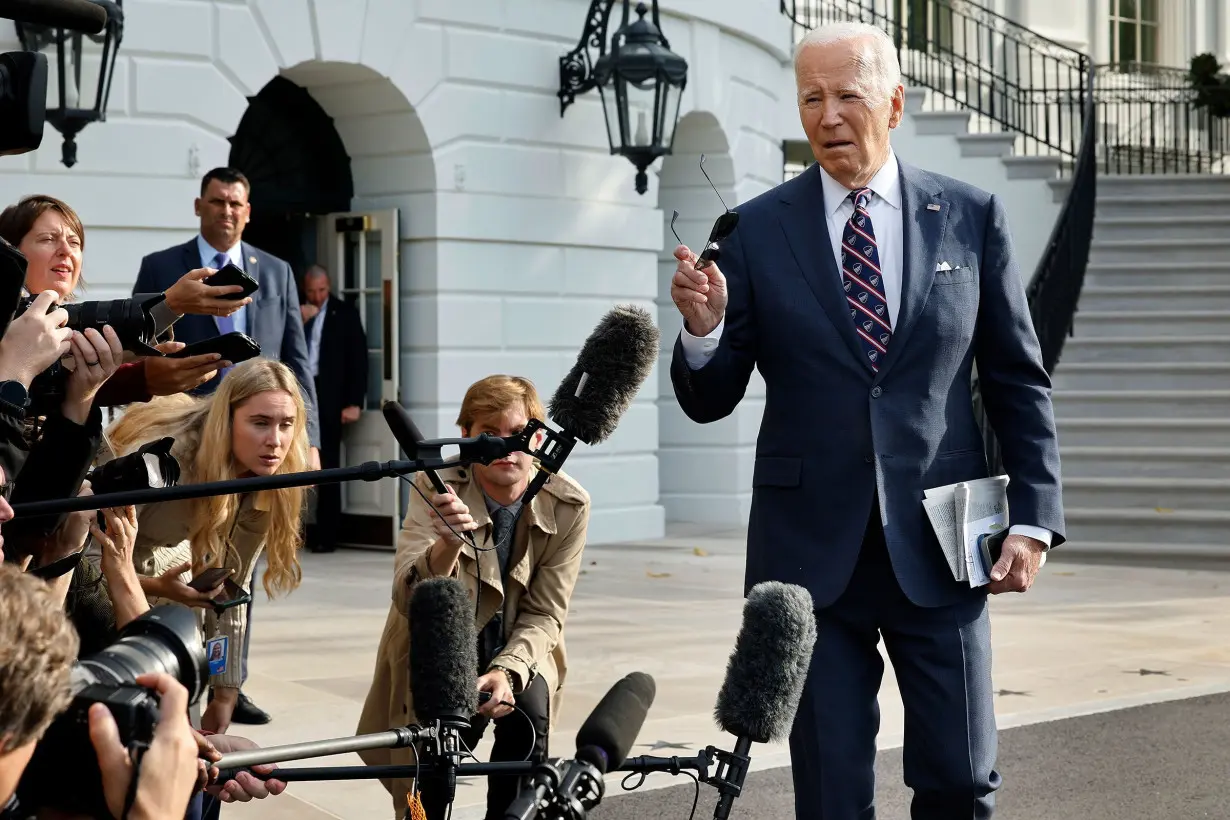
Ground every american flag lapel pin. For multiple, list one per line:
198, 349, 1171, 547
926, 203, 941, 211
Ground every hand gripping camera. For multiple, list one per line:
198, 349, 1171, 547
0, 235, 170, 416
16, 605, 209, 818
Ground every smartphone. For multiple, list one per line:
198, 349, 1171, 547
188, 567, 233, 592
166, 331, 261, 363
206, 263, 259, 301
210, 577, 252, 615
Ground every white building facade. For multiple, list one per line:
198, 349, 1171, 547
1, 0, 1226, 545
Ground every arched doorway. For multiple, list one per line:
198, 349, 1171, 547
656, 111, 760, 526
227, 75, 355, 278
223, 66, 431, 549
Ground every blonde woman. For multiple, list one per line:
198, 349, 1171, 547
105, 358, 309, 732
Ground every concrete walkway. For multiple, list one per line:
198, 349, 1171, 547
220, 526, 1230, 819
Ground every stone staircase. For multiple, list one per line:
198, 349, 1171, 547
1051, 174, 1230, 558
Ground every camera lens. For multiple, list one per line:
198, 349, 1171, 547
73, 605, 208, 703
62, 297, 160, 353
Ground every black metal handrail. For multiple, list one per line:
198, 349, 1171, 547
1026, 66, 1098, 373
781, 0, 1091, 166
974, 65, 1098, 473
1094, 73, 1229, 175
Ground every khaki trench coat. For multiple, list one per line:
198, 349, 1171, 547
356, 464, 590, 812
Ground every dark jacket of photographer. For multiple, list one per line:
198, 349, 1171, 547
0, 404, 103, 564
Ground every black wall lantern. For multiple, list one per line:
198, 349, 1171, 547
15, 0, 125, 168
559, 0, 688, 195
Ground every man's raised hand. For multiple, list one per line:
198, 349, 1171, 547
670, 244, 727, 338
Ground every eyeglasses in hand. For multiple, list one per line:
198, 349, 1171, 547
670, 154, 740, 271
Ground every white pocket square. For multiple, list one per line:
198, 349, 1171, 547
935, 261, 952, 272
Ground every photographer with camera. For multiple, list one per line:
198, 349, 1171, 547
0, 195, 253, 407
105, 359, 311, 734
0, 474, 285, 820
0, 288, 72, 476
0, 560, 201, 820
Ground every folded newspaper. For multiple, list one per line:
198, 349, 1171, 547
922, 475, 1010, 587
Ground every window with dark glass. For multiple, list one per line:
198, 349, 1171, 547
1109, 0, 1159, 72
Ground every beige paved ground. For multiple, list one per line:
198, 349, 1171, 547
217, 525, 1230, 819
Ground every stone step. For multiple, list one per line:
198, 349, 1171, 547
1064, 507, 1230, 546
912, 110, 972, 135
1095, 194, 1230, 220
1071, 310, 1230, 338
1093, 216, 1230, 242
1060, 336, 1230, 364
1052, 362, 1230, 390
1096, 174, 1230, 198
1062, 477, 1230, 511
1088, 238, 1230, 265
1084, 262, 1230, 288
1056, 540, 1230, 561
1078, 284, 1230, 312
1056, 418, 1230, 448
1051, 390, 1230, 419
1060, 447, 1230, 479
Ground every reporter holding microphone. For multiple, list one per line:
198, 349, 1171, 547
357, 375, 591, 820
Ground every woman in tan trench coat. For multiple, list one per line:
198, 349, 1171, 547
356, 375, 590, 820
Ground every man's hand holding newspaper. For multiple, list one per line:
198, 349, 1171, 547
922, 476, 1047, 595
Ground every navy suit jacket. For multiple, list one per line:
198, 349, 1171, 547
671, 161, 1065, 609
133, 239, 321, 448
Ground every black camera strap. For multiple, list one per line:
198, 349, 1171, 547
27, 549, 82, 581
120, 738, 149, 820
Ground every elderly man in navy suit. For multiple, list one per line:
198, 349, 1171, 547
133, 167, 322, 728
669, 22, 1065, 820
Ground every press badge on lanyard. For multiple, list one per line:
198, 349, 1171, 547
206, 636, 228, 675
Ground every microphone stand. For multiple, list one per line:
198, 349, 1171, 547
230, 742, 750, 820
14, 418, 578, 519
421, 712, 472, 812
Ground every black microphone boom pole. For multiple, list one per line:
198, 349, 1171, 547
11, 457, 441, 518
12, 425, 522, 519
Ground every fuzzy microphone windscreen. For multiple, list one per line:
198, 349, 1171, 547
408, 577, 479, 722
714, 582, 817, 744
573, 671, 656, 773
548, 304, 659, 446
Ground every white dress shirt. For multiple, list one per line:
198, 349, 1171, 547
197, 234, 248, 337
306, 296, 328, 378
676, 150, 1052, 550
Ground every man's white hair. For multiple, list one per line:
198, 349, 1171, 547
793, 21, 902, 103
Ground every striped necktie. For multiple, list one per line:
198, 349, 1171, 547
840, 187, 892, 372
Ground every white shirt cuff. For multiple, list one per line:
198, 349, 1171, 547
679, 318, 724, 370
1008, 524, 1052, 550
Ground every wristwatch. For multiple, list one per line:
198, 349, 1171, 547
0, 380, 30, 417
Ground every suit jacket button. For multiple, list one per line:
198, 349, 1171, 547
864, 454, 874, 464
871, 386, 883, 398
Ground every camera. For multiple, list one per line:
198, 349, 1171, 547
11, 291, 168, 417
16, 605, 208, 818
88, 436, 181, 496
0, 50, 47, 158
